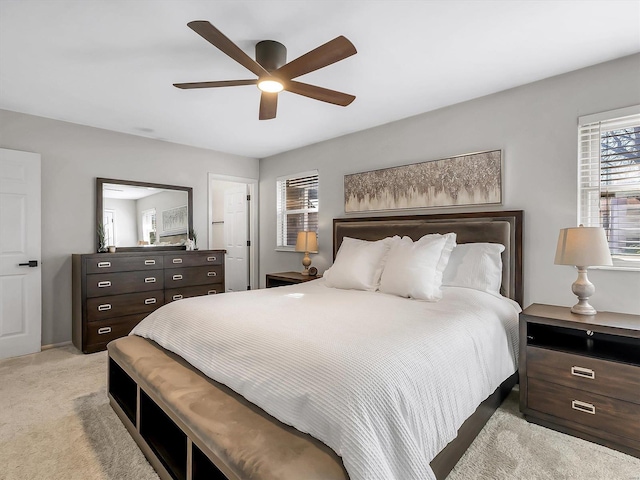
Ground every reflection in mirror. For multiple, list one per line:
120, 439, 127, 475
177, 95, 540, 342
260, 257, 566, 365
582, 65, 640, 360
97, 178, 193, 251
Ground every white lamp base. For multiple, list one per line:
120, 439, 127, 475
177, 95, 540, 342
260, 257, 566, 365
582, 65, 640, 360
570, 267, 597, 315
301, 252, 311, 276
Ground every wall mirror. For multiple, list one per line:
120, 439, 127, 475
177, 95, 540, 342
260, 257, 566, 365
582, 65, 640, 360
96, 178, 193, 251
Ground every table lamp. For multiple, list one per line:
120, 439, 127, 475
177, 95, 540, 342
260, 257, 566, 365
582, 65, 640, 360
554, 225, 612, 315
295, 231, 318, 276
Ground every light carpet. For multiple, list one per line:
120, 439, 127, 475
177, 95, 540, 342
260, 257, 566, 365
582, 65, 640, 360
0, 345, 638, 480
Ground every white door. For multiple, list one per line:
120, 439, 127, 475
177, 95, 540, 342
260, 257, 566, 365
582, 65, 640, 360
0, 148, 41, 359
224, 185, 249, 292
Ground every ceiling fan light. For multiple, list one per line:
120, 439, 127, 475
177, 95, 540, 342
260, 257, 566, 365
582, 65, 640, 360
257, 79, 284, 93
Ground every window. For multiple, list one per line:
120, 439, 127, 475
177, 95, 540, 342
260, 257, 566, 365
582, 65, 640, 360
579, 105, 640, 269
141, 208, 156, 245
103, 209, 115, 246
276, 170, 319, 249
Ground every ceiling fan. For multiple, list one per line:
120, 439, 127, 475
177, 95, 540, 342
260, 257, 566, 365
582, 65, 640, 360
173, 21, 357, 120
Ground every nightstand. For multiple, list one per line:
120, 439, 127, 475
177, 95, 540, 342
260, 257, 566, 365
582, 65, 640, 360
265, 271, 321, 288
519, 304, 640, 458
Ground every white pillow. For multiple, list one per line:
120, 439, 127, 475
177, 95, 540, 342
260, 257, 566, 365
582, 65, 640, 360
442, 243, 505, 295
437, 232, 457, 275
379, 233, 456, 301
323, 236, 396, 291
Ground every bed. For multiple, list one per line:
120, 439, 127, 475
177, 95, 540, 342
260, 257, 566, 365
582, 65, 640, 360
107, 210, 523, 480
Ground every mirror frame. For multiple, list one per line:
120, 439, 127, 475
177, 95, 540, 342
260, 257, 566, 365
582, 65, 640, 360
96, 177, 193, 252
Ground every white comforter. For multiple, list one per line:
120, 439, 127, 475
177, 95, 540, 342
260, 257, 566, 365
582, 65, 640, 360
131, 279, 519, 480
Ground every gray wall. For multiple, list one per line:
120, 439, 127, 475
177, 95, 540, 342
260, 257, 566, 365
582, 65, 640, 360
103, 197, 137, 246
0, 109, 259, 346
136, 190, 189, 241
259, 54, 640, 315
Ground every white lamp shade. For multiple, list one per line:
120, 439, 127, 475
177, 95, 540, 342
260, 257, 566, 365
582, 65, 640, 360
554, 226, 613, 267
295, 231, 318, 253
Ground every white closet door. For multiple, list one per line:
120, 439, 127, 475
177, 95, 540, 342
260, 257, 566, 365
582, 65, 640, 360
224, 185, 249, 292
0, 148, 42, 359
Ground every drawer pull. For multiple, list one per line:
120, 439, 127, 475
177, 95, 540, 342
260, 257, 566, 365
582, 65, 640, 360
97, 262, 111, 268
97, 327, 112, 335
144, 259, 156, 265
97, 281, 111, 288
144, 277, 156, 283
172, 294, 183, 300
172, 258, 183, 264
571, 400, 596, 415
571, 366, 595, 380
172, 274, 183, 280
207, 290, 217, 295
97, 304, 112, 311
207, 271, 217, 277
207, 256, 216, 262
144, 298, 157, 305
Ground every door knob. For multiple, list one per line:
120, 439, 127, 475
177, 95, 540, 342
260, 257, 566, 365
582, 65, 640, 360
18, 260, 38, 267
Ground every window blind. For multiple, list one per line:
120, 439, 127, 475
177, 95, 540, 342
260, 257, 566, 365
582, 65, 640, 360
579, 107, 640, 268
276, 170, 319, 248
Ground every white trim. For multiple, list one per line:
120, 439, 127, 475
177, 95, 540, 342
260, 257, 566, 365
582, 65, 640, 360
207, 173, 259, 290
276, 170, 319, 249
579, 104, 640, 126
42, 341, 72, 350
276, 169, 319, 183
577, 107, 640, 271
591, 265, 640, 272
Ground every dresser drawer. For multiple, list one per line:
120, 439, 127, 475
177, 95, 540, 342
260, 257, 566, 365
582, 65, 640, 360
165, 283, 225, 302
73, 251, 226, 353
86, 255, 164, 274
164, 265, 223, 288
527, 346, 640, 404
165, 252, 223, 268
86, 270, 164, 298
86, 290, 164, 321
528, 378, 640, 441
85, 314, 148, 348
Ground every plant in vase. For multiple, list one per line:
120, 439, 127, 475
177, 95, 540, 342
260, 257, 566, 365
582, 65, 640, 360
189, 228, 198, 250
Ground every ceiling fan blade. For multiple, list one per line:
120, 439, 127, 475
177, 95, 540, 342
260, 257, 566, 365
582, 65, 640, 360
284, 81, 355, 106
275, 36, 356, 80
173, 80, 257, 89
259, 92, 278, 120
187, 21, 269, 78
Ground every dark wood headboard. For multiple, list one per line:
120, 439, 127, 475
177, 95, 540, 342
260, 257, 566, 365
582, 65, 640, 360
333, 210, 523, 306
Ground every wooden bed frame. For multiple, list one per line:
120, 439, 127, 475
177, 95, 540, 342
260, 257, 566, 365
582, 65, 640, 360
107, 210, 523, 480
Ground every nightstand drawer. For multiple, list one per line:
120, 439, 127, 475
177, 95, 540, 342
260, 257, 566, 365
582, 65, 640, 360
527, 346, 640, 404
528, 378, 640, 442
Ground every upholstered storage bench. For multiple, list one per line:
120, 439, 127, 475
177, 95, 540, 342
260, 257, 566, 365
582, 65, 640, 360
107, 335, 349, 480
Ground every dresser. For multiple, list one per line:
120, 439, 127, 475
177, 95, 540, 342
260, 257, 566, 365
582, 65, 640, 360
72, 250, 225, 353
519, 304, 640, 458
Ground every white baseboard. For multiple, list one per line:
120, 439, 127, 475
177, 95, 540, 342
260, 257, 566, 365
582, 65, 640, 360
41, 341, 72, 351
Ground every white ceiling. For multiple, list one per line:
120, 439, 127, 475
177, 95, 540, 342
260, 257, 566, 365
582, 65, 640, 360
1, 1, 639, 159
103, 183, 163, 200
